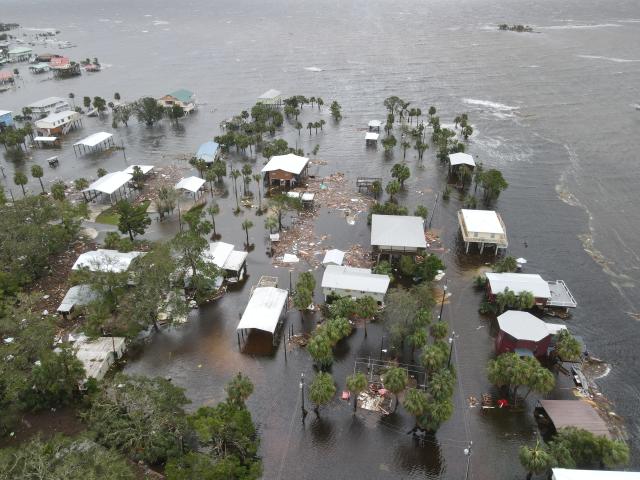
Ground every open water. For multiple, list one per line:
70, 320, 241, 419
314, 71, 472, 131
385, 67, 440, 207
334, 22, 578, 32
2, 0, 640, 477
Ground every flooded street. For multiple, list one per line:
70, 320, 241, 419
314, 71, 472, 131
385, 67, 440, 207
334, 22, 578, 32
3, 0, 640, 477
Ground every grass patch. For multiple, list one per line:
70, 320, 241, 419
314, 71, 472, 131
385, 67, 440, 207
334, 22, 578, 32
95, 200, 151, 226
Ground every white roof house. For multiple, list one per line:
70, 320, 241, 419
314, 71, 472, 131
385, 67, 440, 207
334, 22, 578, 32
485, 272, 551, 300
123, 165, 154, 175
27, 96, 70, 115
497, 311, 551, 342
84, 171, 132, 195
237, 287, 288, 334
322, 249, 345, 266
74, 336, 126, 381
458, 209, 508, 253
72, 249, 144, 273
74, 132, 113, 148
261, 153, 309, 175
552, 469, 640, 480
448, 152, 475, 167
34, 110, 80, 131
175, 176, 206, 193
371, 214, 426, 253
322, 265, 390, 302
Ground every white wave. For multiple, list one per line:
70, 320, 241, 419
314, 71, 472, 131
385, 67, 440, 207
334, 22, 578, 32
539, 23, 621, 30
152, 20, 170, 26
577, 54, 639, 63
594, 365, 611, 380
526, 65, 540, 68
463, 98, 519, 111
304, 66, 323, 72
141, 30, 149, 33
98, 19, 110, 22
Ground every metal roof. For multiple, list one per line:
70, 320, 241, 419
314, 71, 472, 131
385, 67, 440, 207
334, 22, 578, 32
0, 110, 12, 116
196, 141, 219, 163
72, 249, 144, 273
448, 152, 475, 167
8, 47, 32, 54
460, 209, 504, 235
75, 336, 126, 381
322, 249, 345, 266
57, 284, 98, 313
486, 272, 551, 298
370, 215, 427, 249
175, 176, 205, 193
368, 120, 382, 127
497, 310, 551, 342
123, 165, 154, 175
552, 468, 640, 480
539, 400, 612, 438
365, 132, 380, 140
33, 136, 58, 142
74, 131, 113, 147
258, 89, 282, 99
204, 242, 234, 268
28, 96, 68, 109
167, 89, 194, 103
224, 250, 248, 272
84, 171, 132, 195
322, 265, 390, 294
262, 153, 309, 175
237, 287, 288, 333
35, 110, 79, 127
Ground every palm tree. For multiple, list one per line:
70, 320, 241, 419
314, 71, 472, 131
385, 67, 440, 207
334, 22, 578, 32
319, 119, 326, 131
253, 173, 262, 211
241, 164, 252, 196
401, 140, 411, 159
205, 169, 216, 194
295, 121, 303, 135
231, 169, 241, 210
307, 122, 313, 136
51, 180, 66, 201
309, 372, 336, 417
97, 167, 108, 178
316, 97, 324, 110
403, 388, 429, 427
207, 203, 220, 237
345, 372, 368, 412
30, 165, 45, 194
382, 367, 407, 412
264, 216, 278, 233
68, 92, 75, 108
13, 171, 28, 196
225, 372, 254, 406
519, 439, 555, 480
242, 219, 253, 247
385, 180, 400, 202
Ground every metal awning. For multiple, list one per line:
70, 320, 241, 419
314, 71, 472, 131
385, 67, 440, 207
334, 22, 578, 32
371, 214, 426, 249
449, 152, 475, 167
84, 171, 132, 195
74, 132, 113, 147
538, 400, 612, 438
365, 132, 380, 141
237, 287, 288, 334
175, 176, 205, 193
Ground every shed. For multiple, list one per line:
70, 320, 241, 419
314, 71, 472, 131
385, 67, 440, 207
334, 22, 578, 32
322, 265, 390, 303
73, 132, 114, 155
257, 89, 283, 107
195, 141, 220, 163
74, 336, 126, 381
322, 249, 345, 266
448, 152, 475, 168
552, 468, 640, 480
536, 400, 612, 438
33, 136, 60, 148
368, 120, 382, 131
57, 284, 98, 316
175, 176, 206, 194
495, 310, 552, 357
0, 72, 14, 84
237, 286, 288, 335
458, 209, 508, 254
485, 272, 551, 306
72, 249, 144, 273
262, 153, 309, 189
371, 214, 426, 255
365, 132, 380, 144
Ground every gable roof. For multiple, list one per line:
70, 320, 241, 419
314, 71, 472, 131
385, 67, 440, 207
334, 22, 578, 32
322, 265, 390, 295
370, 215, 427, 249
486, 272, 551, 298
539, 400, 612, 438
168, 89, 194, 103
262, 153, 309, 175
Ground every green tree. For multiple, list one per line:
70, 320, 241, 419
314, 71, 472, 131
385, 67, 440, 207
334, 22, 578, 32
421, 342, 448, 377
115, 200, 151, 241
307, 334, 333, 368
307, 122, 313, 136
207, 203, 220, 237
330, 101, 342, 120
51, 180, 66, 201
167, 104, 185, 124
494, 256, 518, 273
480, 168, 509, 201
13, 171, 28, 196
415, 254, 445, 282
83, 374, 189, 464
97, 167, 107, 178
487, 353, 555, 405
382, 366, 407, 412
294, 272, 315, 316
382, 134, 397, 152
30, 164, 45, 194
295, 121, 303, 135
231, 169, 241, 210
403, 388, 429, 426
264, 215, 278, 233
241, 164, 253, 196
548, 427, 629, 469
309, 372, 336, 416
241, 219, 253, 247
414, 205, 428, 219
385, 179, 400, 202
554, 330, 582, 362
225, 372, 254, 406
92, 96, 107, 115
211, 158, 227, 182
391, 163, 410, 187
83, 96, 91, 109
253, 173, 263, 211
345, 372, 368, 412
133, 96, 165, 126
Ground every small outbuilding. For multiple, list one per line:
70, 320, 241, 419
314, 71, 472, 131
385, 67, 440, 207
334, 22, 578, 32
495, 310, 552, 358
365, 132, 380, 145
371, 214, 426, 258
458, 209, 508, 254
175, 176, 206, 196
448, 152, 475, 168
261, 153, 309, 190
73, 132, 115, 155
322, 265, 390, 303
57, 284, 98, 318
535, 399, 612, 439
83, 171, 133, 203
322, 249, 345, 266
74, 335, 126, 382
195, 141, 220, 164
237, 286, 289, 347
368, 120, 382, 132
203, 242, 248, 282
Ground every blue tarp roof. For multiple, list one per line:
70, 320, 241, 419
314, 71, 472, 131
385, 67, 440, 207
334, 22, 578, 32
196, 141, 219, 163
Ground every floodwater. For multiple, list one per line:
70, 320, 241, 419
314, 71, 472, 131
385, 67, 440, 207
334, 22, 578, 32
2, 0, 640, 477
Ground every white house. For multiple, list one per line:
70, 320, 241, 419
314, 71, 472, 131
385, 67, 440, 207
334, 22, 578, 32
158, 89, 196, 113
457, 209, 508, 254
34, 110, 81, 136
322, 265, 390, 304
370, 214, 426, 256
27, 96, 71, 118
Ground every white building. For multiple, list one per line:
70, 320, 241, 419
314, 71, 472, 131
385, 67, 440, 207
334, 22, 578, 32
371, 214, 426, 256
236, 287, 289, 345
203, 242, 248, 281
73, 335, 126, 382
322, 265, 390, 303
485, 272, 577, 309
27, 96, 71, 118
457, 209, 508, 254
34, 110, 81, 136
72, 249, 144, 273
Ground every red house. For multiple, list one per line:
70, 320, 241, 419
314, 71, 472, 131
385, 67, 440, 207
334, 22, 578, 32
495, 311, 552, 358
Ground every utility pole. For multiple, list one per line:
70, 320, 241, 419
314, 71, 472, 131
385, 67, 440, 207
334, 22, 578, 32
464, 441, 473, 480
427, 192, 439, 230
447, 331, 455, 369
438, 280, 448, 321
300, 372, 307, 422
